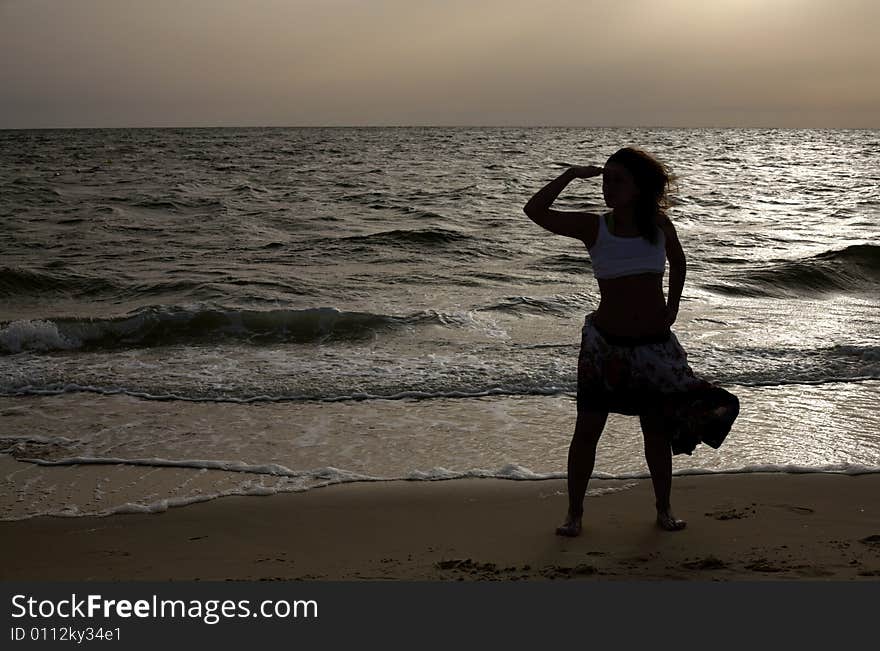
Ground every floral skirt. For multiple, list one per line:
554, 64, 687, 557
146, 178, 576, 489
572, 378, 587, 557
577, 311, 739, 455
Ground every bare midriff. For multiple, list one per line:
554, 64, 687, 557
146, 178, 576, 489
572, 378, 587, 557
594, 272, 669, 337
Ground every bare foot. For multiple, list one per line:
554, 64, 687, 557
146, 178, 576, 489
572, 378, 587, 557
656, 510, 687, 531
556, 513, 582, 537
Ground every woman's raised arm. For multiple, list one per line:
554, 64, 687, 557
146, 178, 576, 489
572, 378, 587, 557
523, 166, 603, 241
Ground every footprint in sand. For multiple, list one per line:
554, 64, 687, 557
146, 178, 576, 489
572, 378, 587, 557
705, 505, 757, 520
744, 558, 785, 573
541, 564, 597, 578
769, 504, 815, 515
434, 559, 522, 576
681, 556, 726, 570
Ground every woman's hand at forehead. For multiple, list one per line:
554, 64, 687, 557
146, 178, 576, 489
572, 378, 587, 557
568, 165, 603, 179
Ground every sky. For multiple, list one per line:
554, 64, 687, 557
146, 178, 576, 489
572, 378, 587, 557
1, 0, 878, 129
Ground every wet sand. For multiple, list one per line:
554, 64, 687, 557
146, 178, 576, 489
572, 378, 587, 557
2, 472, 879, 581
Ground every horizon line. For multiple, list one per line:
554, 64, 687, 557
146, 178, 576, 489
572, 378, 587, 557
2, 124, 878, 131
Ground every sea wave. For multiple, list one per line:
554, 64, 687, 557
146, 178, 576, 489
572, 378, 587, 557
0, 266, 120, 298
3, 374, 878, 404
339, 227, 470, 246
304, 227, 512, 259
702, 244, 880, 297
477, 293, 595, 317
0, 306, 398, 353
0, 304, 502, 354
529, 253, 592, 275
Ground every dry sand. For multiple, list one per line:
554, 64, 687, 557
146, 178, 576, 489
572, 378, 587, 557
2, 472, 879, 581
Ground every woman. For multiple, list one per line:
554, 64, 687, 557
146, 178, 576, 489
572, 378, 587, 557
523, 147, 739, 536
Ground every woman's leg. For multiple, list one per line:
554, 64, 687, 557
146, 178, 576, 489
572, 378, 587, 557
639, 412, 686, 531
556, 409, 608, 536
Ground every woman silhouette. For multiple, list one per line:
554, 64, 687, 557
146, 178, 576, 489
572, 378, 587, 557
524, 147, 738, 535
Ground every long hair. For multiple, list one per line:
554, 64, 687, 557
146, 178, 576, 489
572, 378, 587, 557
607, 147, 675, 244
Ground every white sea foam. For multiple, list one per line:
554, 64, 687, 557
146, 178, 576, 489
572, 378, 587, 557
0, 382, 576, 402
0, 434, 77, 445
12, 451, 880, 481
4, 455, 879, 522
18, 455, 313, 477
0, 319, 78, 354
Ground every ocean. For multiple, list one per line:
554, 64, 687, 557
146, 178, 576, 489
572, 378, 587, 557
1, 126, 879, 520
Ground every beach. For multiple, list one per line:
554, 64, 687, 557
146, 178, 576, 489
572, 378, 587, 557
2, 467, 879, 581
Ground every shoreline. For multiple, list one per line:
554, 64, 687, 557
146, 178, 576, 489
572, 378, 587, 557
2, 473, 879, 581
3, 387, 880, 522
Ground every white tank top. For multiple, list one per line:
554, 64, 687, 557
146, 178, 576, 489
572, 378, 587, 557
587, 212, 666, 279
